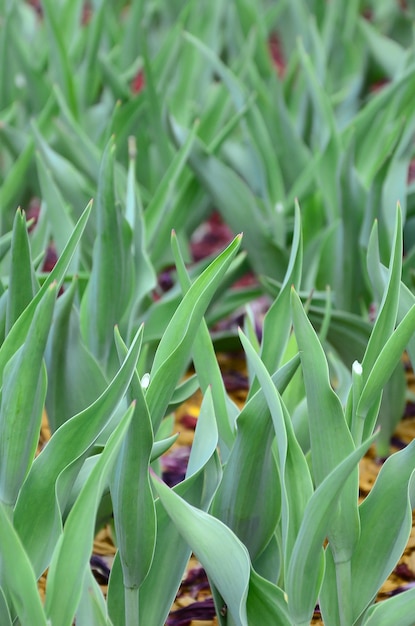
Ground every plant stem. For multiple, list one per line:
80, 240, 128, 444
125, 586, 139, 626
335, 558, 353, 626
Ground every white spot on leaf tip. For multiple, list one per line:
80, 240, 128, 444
352, 361, 362, 375
141, 373, 150, 389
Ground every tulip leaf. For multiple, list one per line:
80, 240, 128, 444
14, 325, 142, 577
45, 403, 135, 626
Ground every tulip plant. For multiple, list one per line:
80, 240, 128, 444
1, 0, 415, 625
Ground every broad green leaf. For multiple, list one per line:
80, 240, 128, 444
0, 283, 56, 508
0, 142, 35, 215
291, 289, 358, 560
361, 587, 415, 626
41, 0, 78, 118
155, 474, 293, 626
186, 386, 219, 478
76, 569, 112, 626
171, 229, 235, 458
123, 386, 222, 626
168, 116, 287, 281
45, 277, 107, 432
286, 434, 376, 625
35, 152, 77, 270
297, 35, 338, 151
145, 121, 198, 254
5, 208, 36, 334
0, 588, 12, 626
357, 304, 415, 438
80, 137, 133, 374
31, 124, 93, 224
291, 284, 368, 623
211, 354, 300, 562
124, 136, 156, 311
359, 16, 407, 79
253, 200, 302, 396
350, 440, 415, 622
154, 476, 250, 626
238, 329, 313, 575
0, 502, 47, 626
111, 328, 156, 592
45, 403, 135, 626
150, 434, 179, 462
367, 218, 415, 366
361, 206, 402, 376
0, 202, 91, 383
110, 452, 222, 625
146, 234, 242, 431
13, 325, 142, 577
246, 569, 291, 626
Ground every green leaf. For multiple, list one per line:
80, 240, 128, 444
145, 122, 199, 254
44, 403, 135, 626
361, 206, 402, 376
291, 289, 358, 553
361, 587, 415, 626
146, 234, 242, 432
150, 433, 179, 462
0, 588, 12, 626
246, 569, 291, 626
238, 329, 313, 577
76, 569, 113, 626
0, 202, 91, 383
111, 328, 156, 592
253, 200, 302, 396
154, 477, 249, 626
125, 136, 156, 310
168, 116, 286, 281
186, 386, 219, 478
171, 229, 235, 458
211, 353, 300, 562
0, 141, 35, 215
359, 16, 407, 79
113, 451, 222, 626
357, 304, 415, 438
297, 35, 338, 151
286, 434, 376, 625
45, 277, 107, 432
35, 151, 78, 270
113, 386, 223, 626
0, 283, 56, 508
0, 502, 47, 626
13, 325, 142, 577
291, 286, 365, 624
350, 441, 415, 622
154, 472, 293, 626
5, 208, 36, 334
41, 0, 79, 118
31, 124, 93, 224
182, 29, 285, 210
80, 137, 133, 374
